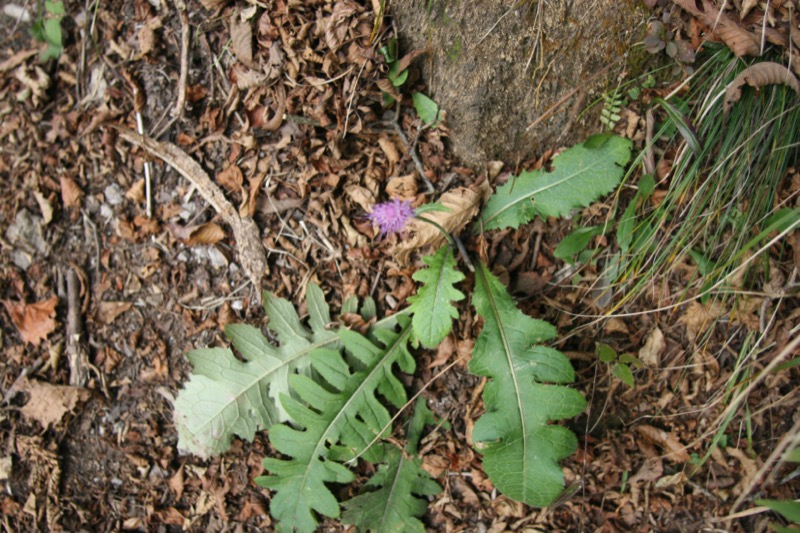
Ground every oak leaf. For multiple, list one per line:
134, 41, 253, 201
3, 296, 58, 346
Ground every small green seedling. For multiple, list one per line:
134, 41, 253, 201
380, 38, 441, 126
380, 38, 408, 92
554, 225, 603, 266
596, 342, 644, 387
31, 0, 65, 61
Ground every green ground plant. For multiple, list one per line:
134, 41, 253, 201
31, 0, 65, 61
603, 45, 800, 308
173, 134, 633, 531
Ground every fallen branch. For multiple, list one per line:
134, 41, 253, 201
172, 0, 190, 119
113, 127, 267, 292
66, 267, 89, 387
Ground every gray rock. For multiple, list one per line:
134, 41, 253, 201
104, 183, 125, 206
5, 209, 50, 268
392, 1, 647, 167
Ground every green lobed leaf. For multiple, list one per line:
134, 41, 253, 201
470, 262, 586, 507
479, 135, 632, 231
173, 285, 337, 458
408, 245, 465, 349
256, 322, 416, 533
342, 399, 442, 533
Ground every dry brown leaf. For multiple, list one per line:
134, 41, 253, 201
639, 327, 666, 367
723, 62, 800, 113
187, 223, 226, 245
395, 48, 429, 75
138, 17, 162, 56
740, 0, 758, 19
672, 0, 760, 56
60, 176, 84, 208
378, 136, 400, 165
635, 424, 691, 463
17, 376, 90, 428
0, 456, 11, 480
430, 335, 455, 367
726, 447, 759, 496
345, 185, 375, 213
679, 301, 726, 342
216, 164, 243, 193
3, 296, 58, 346
0, 49, 37, 74
96, 301, 133, 325
230, 11, 255, 68
199, 0, 228, 9
324, 1, 360, 51
33, 191, 53, 224
385, 174, 418, 200
125, 179, 146, 203
395, 183, 491, 263
629, 456, 664, 485
604, 317, 630, 335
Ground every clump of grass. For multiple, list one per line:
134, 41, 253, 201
607, 45, 800, 309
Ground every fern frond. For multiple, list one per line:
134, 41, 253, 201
173, 285, 337, 458
470, 262, 586, 507
256, 322, 415, 533
408, 245, 465, 349
479, 134, 632, 231
342, 399, 441, 533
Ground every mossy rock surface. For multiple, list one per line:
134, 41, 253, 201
392, 1, 647, 167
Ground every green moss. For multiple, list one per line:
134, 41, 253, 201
446, 35, 462, 60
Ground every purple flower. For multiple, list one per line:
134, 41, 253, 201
367, 199, 415, 236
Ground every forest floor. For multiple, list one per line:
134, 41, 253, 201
0, 1, 798, 532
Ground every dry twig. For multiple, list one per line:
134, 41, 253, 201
66, 268, 89, 387
113, 127, 267, 293
172, 0, 190, 119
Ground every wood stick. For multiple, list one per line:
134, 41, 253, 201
67, 267, 89, 387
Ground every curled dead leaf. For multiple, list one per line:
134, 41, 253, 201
33, 191, 53, 224
395, 183, 491, 263
378, 136, 400, 165
679, 301, 726, 342
726, 446, 759, 496
672, 0, 760, 57
3, 296, 58, 346
216, 164, 244, 193
345, 184, 375, 213
187, 223, 226, 245
138, 17, 163, 56
639, 327, 666, 367
635, 424, 691, 463
96, 301, 133, 326
168, 222, 227, 245
60, 176, 84, 208
740, 0, 758, 19
324, 1, 361, 51
199, 0, 228, 9
724, 62, 800, 114
385, 174, 418, 200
